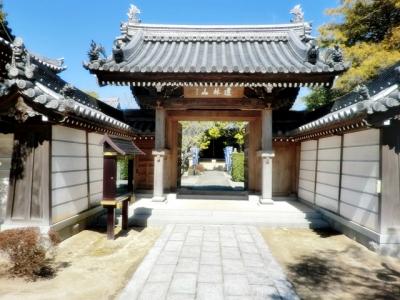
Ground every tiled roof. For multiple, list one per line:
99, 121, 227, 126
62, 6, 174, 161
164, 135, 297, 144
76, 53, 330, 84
101, 134, 144, 155
86, 23, 347, 77
291, 63, 400, 136
0, 36, 134, 134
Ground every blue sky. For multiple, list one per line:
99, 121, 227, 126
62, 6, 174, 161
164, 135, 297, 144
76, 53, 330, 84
4, 0, 339, 110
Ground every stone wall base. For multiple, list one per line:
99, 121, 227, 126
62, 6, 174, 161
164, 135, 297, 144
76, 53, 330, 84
1, 206, 105, 241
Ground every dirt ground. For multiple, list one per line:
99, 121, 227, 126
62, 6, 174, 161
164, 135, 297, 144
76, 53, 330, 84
0, 227, 161, 300
261, 228, 400, 300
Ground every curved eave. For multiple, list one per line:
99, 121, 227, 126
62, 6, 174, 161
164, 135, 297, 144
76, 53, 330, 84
87, 69, 343, 88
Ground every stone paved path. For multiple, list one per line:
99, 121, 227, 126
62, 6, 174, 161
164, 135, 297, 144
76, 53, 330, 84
119, 224, 298, 300
181, 171, 244, 191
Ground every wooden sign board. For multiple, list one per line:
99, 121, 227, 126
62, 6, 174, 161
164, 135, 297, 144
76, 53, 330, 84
184, 87, 244, 98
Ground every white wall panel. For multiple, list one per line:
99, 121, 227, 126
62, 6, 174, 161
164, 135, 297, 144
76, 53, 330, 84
340, 202, 379, 231
340, 129, 380, 231
52, 184, 88, 207
52, 197, 89, 224
52, 171, 87, 189
52, 125, 86, 143
315, 136, 341, 213
298, 141, 317, 204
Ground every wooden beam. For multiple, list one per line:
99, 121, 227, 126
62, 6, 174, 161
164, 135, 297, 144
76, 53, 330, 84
167, 110, 261, 121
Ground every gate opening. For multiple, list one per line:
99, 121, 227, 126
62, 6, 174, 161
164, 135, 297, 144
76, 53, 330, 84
178, 121, 248, 193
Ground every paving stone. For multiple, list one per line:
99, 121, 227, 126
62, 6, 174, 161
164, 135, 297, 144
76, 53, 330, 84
167, 294, 195, 300
250, 284, 281, 300
200, 251, 221, 265
120, 224, 299, 300
176, 258, 200, 273
203, 233, 219, 242
187, 229, 203, 237
239, 242, 259, 254
157, 251, 180, 265
165, 241, 184, 252
224, 274, 251, 296
180, 245, 201, 258
237, 234, 253, 243
138, 282, 169, 300
226, 296, 253, 300
170, 273, 197, 295
222, 259, 245, 274
242, 256, 265, 268
173, 225, 190, 233
221, 247, 241, 259
198, 264, 223, 283
202, 241, 220, 252
147, 264, 176, 282
197, 283, 224, 300
170, 232, 187, 241
185, 237, 202, 246
246, 267, 274, 285
220, 238, 238, 248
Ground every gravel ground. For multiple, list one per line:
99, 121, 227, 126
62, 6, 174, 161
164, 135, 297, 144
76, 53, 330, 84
0, 227, 161, 300
260, 228, 400, 300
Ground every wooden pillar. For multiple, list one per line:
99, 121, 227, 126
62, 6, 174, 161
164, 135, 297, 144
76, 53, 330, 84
153, 107, 167, 201
259, 109, 275, 204
122, 200, 129, 230
106, 206, 115, 240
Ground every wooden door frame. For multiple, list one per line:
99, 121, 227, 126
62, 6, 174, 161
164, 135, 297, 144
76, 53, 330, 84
164, 110, 262, 193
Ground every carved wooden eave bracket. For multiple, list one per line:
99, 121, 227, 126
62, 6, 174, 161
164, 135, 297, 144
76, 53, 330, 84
6, 97, 44, 123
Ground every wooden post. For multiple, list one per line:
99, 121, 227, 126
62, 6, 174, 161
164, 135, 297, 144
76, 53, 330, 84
122, 200, 129, 230
106, 206, 115, 240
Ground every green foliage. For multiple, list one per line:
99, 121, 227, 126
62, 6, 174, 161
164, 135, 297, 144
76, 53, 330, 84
319, 0, 400, 92
117, 158, 128, 180
303, 87, 343, 111
231, 152, 244, 182
305, 0, 400, 110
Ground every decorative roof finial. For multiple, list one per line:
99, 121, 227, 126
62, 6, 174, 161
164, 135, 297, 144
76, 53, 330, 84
290, 4, 304, 23
127, 4, 141, 23
88, 40, 106, 62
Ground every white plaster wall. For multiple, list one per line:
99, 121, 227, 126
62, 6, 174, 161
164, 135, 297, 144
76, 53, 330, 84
88, 133, 104, 207
340, 129, 380, 231
315, 136, 341, 213
0, 134, 14, 222
298, 129, 381, 232
51, 126, 89, 224
298, 140, 318, 204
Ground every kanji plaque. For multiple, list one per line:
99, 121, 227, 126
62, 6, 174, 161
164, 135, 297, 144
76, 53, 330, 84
184, 87, 244, 98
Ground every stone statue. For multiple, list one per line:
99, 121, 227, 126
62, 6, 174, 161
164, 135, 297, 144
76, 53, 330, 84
307, 43, 319, 64
127, 4, 141, 23
290, 5, 304, 23
356, 84, 370, 100
113, 40, 124, 63
331, 45, 344, 63
88, 40, 106, 62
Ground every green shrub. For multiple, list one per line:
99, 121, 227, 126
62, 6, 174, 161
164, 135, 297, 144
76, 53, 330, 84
0, 228, 60, 280
231, 152, 244, 182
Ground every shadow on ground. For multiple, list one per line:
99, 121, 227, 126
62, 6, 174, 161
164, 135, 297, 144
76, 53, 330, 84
287, 244, 400, 299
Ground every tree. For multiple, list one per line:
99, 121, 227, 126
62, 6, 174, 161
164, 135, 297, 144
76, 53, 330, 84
303, 87, 342, 111
304, 0, 400, 110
